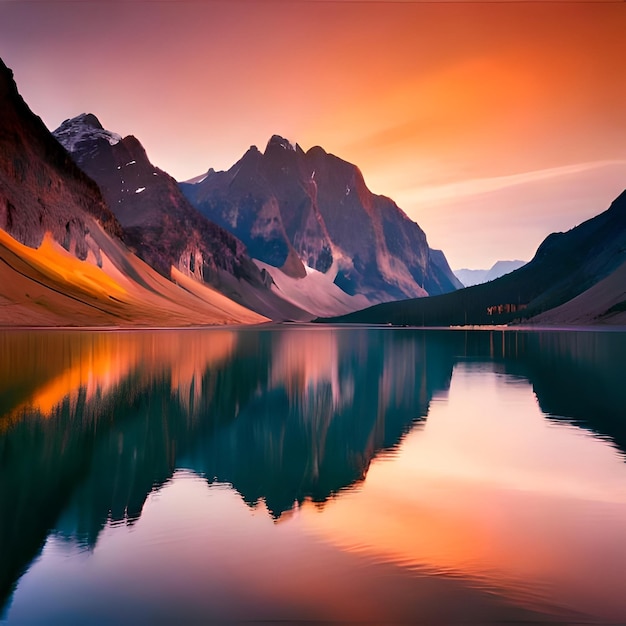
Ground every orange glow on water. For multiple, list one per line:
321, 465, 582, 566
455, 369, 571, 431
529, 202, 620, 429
270, 329, 342, 407
24, 338, 129, 417
2, 330, 236, 422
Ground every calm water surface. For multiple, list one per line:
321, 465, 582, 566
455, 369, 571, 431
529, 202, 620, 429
1, 326, 626, 624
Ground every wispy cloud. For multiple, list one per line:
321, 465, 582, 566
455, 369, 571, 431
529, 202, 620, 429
401, 160, 626, 206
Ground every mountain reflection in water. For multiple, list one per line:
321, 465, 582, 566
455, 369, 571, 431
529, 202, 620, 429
1, 326, 626, 624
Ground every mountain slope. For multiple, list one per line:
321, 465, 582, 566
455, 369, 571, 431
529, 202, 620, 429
529, 258, 626, 325
53, 115, 307, 321
321, 190, 626, 326
0, 62, 121, 263
0, 58, 267, 326
181, 136, 462, 311
0, 224, 267, 326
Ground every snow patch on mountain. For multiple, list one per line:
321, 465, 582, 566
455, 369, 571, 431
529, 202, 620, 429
254, 259, 371, 319
184, 169, 213, 185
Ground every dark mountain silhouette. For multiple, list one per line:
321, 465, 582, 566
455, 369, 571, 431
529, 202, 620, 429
53, 115, 308, 321
322, 190, 626, 326
181, 135, 461, 310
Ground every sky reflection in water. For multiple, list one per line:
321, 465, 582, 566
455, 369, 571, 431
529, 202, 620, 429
1, 327, 626, 624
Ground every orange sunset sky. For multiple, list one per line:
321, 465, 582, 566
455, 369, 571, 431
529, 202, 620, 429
1, 0, 625, 268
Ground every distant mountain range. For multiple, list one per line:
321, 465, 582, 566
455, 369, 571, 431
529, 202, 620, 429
454, 260, 526, 287
323, 191, 626, 326
1, 53, 460, 324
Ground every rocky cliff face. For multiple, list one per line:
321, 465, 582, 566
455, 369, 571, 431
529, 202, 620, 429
53, 114, 265, 286
0, 58, 273, 327
0, 60, 121, 265
325, 190, 626, 326
182, 136, 462, 304
53, 115, 313, 320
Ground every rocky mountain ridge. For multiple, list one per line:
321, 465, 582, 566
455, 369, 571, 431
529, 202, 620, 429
182, 135, 462, 306
53, 115, 308, 321
0, 62, 121, 264
0, 58, 267, 326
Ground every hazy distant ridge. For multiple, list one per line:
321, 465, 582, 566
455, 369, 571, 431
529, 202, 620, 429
454, 260, 526, 287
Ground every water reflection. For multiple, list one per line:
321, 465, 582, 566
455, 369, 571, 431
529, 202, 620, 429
302, 361, 626, 621
0, 330, 236, 425
1, 327, 626, 622
0, 327, 450, 610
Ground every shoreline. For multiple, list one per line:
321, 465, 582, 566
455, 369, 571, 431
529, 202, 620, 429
1, 322, 626, 333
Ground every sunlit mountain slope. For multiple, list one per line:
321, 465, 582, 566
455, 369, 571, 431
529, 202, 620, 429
0, 57, 266, 326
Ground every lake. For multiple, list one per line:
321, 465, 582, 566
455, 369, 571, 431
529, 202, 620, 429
1, 326, 626, 625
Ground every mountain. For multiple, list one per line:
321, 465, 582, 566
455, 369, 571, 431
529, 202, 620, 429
0, 65, 120, 262
53, 115, 308, 321
529, 258, 626, 325
454, 260, 526, 287
0, 58, 266, 326
181, 136, 462, 315
321, 190, 626, 326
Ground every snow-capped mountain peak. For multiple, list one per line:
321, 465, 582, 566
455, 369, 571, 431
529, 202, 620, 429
54, 113, 122, 152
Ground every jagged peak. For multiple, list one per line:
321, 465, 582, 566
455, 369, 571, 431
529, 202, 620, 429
53, 113, 122, 153
265, 134, 296, 153
0, 57, 15, 90
75, 112, 102, 129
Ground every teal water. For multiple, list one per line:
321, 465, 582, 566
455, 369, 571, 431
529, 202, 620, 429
1, 326, 626, 624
